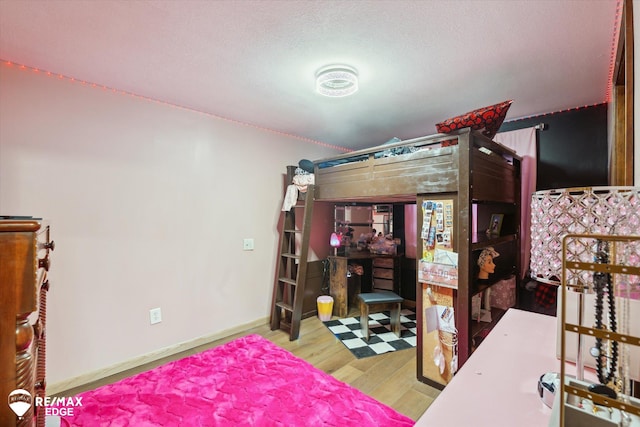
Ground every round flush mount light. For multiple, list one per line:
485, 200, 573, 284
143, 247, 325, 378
315, 65, 358, 97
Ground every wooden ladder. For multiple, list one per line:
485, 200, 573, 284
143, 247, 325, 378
270, 168, 315, 341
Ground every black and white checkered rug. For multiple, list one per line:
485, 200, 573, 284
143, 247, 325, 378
323, 308, 417, 358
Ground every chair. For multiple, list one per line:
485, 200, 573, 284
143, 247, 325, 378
357, 291, 404, 341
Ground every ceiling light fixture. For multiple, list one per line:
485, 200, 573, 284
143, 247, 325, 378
315, 65, 358, 97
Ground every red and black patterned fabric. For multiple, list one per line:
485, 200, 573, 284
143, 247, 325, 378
435, 100, 513, 140
535, 282, 557, 308
440, 139, 458, 147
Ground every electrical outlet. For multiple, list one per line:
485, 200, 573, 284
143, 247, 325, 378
149, 307, 162, 325
243, 238, 254, 251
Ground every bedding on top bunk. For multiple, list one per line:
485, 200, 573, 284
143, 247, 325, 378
317, 137, 435, 169
317, 100, 512, 170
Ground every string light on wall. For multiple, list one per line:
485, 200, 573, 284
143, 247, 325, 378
604, 1, 623, 102
1, 60, 350, 153
315, 65, 358, 97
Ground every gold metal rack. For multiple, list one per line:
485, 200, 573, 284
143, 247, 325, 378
559, 234, 640, 426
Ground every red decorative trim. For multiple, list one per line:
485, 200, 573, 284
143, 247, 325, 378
605, 0, 624, 103
1, 60, 349, 153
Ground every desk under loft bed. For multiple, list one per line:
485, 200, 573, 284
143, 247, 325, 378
310, 128, 522, 389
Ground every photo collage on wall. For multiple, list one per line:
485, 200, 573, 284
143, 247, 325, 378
419, 200, 458, 289
420, 199, 459, 381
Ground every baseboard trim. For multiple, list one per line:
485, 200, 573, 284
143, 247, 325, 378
47, 316, 269, 395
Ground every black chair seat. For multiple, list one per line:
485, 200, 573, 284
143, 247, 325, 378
358, 291, 403, 304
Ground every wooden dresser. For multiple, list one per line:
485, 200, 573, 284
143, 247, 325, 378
371, 256, 400, 293
0, 220, 54, 427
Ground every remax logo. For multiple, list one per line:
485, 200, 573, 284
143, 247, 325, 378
8, 389, 82, 421
8, 389, 32, 418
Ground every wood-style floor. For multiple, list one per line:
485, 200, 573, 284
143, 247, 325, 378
61, 312, 441, 422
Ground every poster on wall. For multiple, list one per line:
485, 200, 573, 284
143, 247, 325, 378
422, 283, 457, 385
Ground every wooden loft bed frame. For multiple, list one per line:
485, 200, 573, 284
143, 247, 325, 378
310, 127, 522, 388
312, 128, 519, 203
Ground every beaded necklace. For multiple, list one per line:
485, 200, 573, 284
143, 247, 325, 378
591, 240, 618, 385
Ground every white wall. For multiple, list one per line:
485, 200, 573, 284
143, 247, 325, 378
0, 64, 338, 388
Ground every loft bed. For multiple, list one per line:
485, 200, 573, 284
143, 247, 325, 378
312, 128, 519, 203
308, 127, 522, 389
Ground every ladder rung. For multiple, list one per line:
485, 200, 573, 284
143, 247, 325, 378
276, 302, 294, 312
279, 319, 292, 332
281, 253, 299, 259
283, 228, 301, 233
279, 277, 297, 286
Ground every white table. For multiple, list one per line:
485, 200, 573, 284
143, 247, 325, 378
415, 309, 567, 427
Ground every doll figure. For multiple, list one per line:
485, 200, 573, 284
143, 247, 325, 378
477, 247, 499, 280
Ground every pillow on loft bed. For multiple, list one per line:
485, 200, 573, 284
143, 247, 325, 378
435, 100, 513, 140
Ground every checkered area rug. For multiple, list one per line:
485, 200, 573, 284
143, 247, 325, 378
323, 309, 417, 358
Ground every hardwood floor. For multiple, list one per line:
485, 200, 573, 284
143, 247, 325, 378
60, 313, 440, 422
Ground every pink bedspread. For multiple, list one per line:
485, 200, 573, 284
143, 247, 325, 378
68, 334, 414, 426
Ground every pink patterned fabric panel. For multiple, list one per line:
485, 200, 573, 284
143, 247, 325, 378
490, 276, 516, 310
68, 334, 414, 426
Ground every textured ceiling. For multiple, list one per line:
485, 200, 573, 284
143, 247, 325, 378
0, 0, 620, 150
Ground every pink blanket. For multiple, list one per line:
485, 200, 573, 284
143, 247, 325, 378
68, 334, 413, 426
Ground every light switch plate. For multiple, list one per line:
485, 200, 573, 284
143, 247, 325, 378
243, 238, 254, 251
